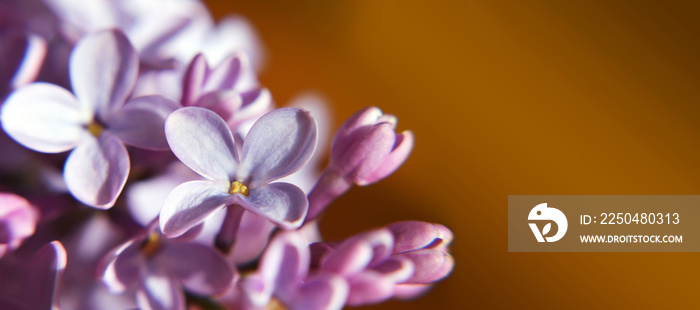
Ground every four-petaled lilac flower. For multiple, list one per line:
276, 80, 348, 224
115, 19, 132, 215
306, 106, 414, 221
0, 29, 179, 208
160, 106, 317, 237
0, 192, 39, 259
98, 225, 235, 310
236, 231, 348, 310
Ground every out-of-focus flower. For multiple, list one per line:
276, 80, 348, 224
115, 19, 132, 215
386, 221, 455, 299
180, 52, 271, 129
159, 107, 317, 238
0, 192, 39, 258
306, 106, 414, 221
98, 225, 235, 310
60, 214, 136, 310
0, 241, 67, 310
313, 221, 454, 305
233, 231, 348, 310
43, 0, 211, 67
1, 30, 178, 209
0, 26, 46, 98
198, 15, 266, 71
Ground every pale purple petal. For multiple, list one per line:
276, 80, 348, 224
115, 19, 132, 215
192, 90, 242, 122
108, 95, 179, 150
237, 182, 308, 229
202, 52, 243, 93
321, 238, 373, 276
230, 211, 276, 264
242, 231, 309, 307
332, 123, 395, 182
136, 275, 185, 310
181, 53, 208, 107
290, 273, 348, 310
393, 249, 454, 284
158, 242, 235, 295
98, 240, 141, 294
121, 0, 213, 66
127, 177, 179, 227
345, 271, 394, 306
262, 231, 310, 301
1, 83, 90, 153
232, 88, 273, 128
358, 130, 414, 185
387, 221, 454, 253
371, 256, 415, 284
332, 107, 384, 151
64, 133, 129, 209
127, 162, 201, 227
159, 180, 231, 238
165, 107, 239, 181
22, 241, 67, 310
1, 32, 47, 91
128, 15, 193, 67
70, 29, 138, 119
42, 0, 120, 39
133, 67, 183, 101
238, 107, 317, 187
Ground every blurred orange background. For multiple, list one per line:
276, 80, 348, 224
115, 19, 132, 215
205, 1, 700, 309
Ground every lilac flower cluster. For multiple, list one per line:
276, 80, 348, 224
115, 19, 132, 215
0, 1, 454, 309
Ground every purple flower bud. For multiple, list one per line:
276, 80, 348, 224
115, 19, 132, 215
315, 221, 454, 306
330, 107, 413, 185
306, 107, 413, 221
387, 220, 454, 253
235, 231, 348, 310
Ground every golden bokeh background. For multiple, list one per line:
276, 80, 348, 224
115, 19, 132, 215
205, 1, 700, 309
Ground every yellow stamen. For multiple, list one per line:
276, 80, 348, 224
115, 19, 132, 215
141, 232, 161, 257
266, 298, 287, 310
229, 181, 249, 196
87, 122, 104, 137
